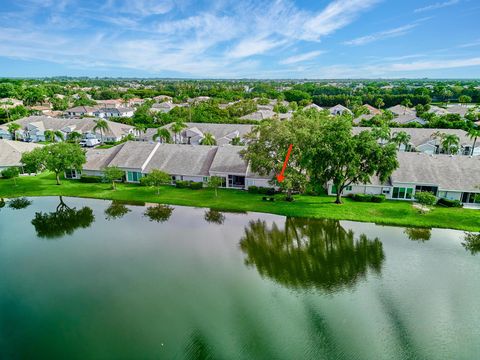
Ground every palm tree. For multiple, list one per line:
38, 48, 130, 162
7, 123, 20, 140
401, 99, 412, 114
152, 128, 172, 143
467, 127, 480, 156
392, 131, 411, 151
433, 132, 460, 154
170, 121, 187, 144
44, 130, 64, 143
93, 119, 109, 144
375, 98, 384, 110
200, 132, 217, 145
134, 124, 146, 140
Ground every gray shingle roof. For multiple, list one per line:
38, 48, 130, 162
2, 116, 133, 139
83, 144, 126, 171
209, 146, 248, 175
393, 152, 480, 192
0, 140, 43, 167
108, 141, 158, 170
144, 144, 217, 176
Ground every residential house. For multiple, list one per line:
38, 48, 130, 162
75, 142, 271, 189
329, 104, 353, 116
240, 109, 276, 121
150, 102, 178, 113
65, 106, 97, 117
0, 98, 23, 108
153, 95, 173, 103
353, 127, 478, 156
303, 103, 324, 111
96, 99, 124, 108
363, 104, 382, 115
327, 152, 480, 205
0, 140, 43, 173
387, 105, 416, 116
93, 107, 134, 119
0, 116, 134, 143
391, 113, 426, 126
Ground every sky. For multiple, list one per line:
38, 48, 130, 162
0, 0, 479, 79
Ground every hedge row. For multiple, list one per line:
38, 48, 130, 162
247, 186, 276, 195
437, 198, 463, 208
79, 175, 103, 183
349, 193, 386, 203
175, 180, 203, 190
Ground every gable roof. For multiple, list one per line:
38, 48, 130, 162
108, 141, 158, 170
144, 144, 217, 176
387, 105, 415, 116
392, 152, 480, 192
0, 140, 43, 167
2, 116, 133, 139
209, 145, 248, 175
240, 109, 276, 121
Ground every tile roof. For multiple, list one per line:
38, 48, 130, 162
0, 140, 43, 167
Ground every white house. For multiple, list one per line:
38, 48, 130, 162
93, 107, 134, 119
329, 104, 353, 116
0, 140, 43, 173
327, 152, 480, 205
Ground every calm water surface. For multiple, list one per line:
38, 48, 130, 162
0, 196, 479, 359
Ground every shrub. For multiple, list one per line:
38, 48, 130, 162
175, 180, 190, 188
248, 186, 258, 194
415, 191, 437, 207
1, 167, 20, 179
189, 182, 203, 190
353, 194, 373, 202
371, 195, 386, 203
437, 197, 463, 208
80, 175, 103, 183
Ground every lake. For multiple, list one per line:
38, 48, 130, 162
0, 196, 479, 359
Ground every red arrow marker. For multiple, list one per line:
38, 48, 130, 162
276, 144, 293, 183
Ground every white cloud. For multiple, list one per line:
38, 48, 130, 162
344, 23, 418, 46
389, 57, 480, 71
280, 50, 324, 65
414, 0, 460, 13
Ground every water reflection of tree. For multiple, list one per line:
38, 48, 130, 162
184, 329, 216, 360
8, 197, 32, 210
31, 196, 95, 239
204, 209, 225, 225
143, 204, 173, 223
403, 227, 431, 242
239, 217, 384, 291
104, 201, 131, 220
462, 232, 480, 255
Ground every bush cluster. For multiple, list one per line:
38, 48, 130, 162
247, 186, 276, 195
175, 180, 203, 190
79, 175, 103, 183
349, 193, 386, 203
437, 197, 463, 208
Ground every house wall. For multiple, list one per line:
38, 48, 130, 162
246, 178, 271, 189
437, 191, 462, 201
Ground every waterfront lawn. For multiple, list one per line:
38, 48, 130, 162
1, 172, 479, 232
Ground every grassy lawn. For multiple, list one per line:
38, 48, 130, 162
1, 172, 479, 232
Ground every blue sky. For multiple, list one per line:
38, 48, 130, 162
0, 0, 479, 78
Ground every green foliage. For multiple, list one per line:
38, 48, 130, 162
404, 228, 432, 242
247, 186, 276, 195
206, 176, 223, 197
143, 204, 173, 223
350, 194, 385, 203
31, 197, 94, 238
104, 201, 131, 220
8, 197, 32, 209
42, 143, 87, 185
415, 191, 437, 207
0, 105, 29, 124
437, 197, 462, 208
462, 232, 480, 255
79, 175, 103, 183
21, 147, 45, 174
51, 96, 70, 110
103, 166, 124, 190
1, 166, 20, 179
140, 169, 171, 194
204, 209, 225, 224
200, 132, 216, 145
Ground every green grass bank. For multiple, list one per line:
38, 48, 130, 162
1, 172, 479, 232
